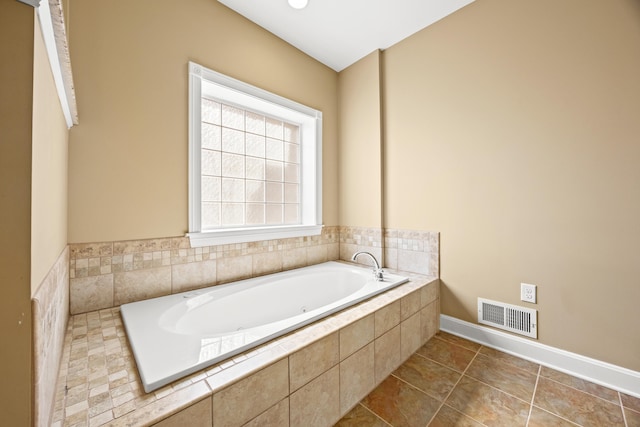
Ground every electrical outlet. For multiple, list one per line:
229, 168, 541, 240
521, 283, 537, 303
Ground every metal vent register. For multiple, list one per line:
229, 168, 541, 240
478, 298, 537, 338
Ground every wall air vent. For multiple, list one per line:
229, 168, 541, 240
478, 298, 537, 339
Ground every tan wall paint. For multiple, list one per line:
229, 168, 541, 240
32, 15, 69, 294
0, 3, 34, 425
67, 0, 339, 243
383, 0, 640, 370
338, 50, 383, 228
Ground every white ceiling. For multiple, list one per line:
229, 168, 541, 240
217, 0, 476, 72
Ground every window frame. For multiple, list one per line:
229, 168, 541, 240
187, 61, 323, 246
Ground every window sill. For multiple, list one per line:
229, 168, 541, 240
187, 225, 324, 247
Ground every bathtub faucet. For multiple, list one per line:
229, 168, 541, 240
351, 251, 384, 281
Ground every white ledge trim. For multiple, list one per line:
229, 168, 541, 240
440, 314, 640, 399
36, 0, 78, 128
187, 224, 323, 247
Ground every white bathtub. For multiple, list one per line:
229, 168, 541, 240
120, 261, 408, 393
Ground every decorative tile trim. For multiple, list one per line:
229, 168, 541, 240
338, 226, 384, 247
68, 226, 439, 314
70, 228, 339, 276
32, 246, 70, 427
340, 226, 440, 277
69, 227, 340, 314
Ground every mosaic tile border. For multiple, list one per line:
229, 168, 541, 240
69, 226, 439, 315
69, 227, 340, 278
339, 226, 439, 277
69, 227, 340, 315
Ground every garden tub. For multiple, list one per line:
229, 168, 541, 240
121, 261, 408, 392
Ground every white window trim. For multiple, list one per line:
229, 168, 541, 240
187, 62, 323, 247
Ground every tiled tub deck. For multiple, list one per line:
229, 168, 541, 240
51, 269, 439, 426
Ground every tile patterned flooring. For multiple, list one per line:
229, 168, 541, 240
336, 332, 640, 427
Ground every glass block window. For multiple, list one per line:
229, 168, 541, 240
188, 62, 322, 246
200, 99, 301, 229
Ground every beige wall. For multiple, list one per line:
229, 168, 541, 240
0, 3, 34, 425
338, 50, 383, 228
67, 0, 339, 243
32, 15, 69, 294
383, 0, 640, 370
56, 0, 640, 378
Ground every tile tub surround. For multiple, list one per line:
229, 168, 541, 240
339, 226, 440, 277
68, 226, 340, 314
32, 246, 70, 427
69, 226, 439, 314
51, 270, 439, 426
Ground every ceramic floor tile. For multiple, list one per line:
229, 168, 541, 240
622, 393, 640, 413
335, 334, 633, 427
445, 376, 530, 427
527, 406, 580, 427
464, 353, 537, 402
362, 375, 441, 427
625, 408, 640, 427
334, 404, 390, 427
416, 337, 477, 373
435, 331, 481, 352
533, 377, 625, 427
427, 404, 484, 427
477, 346, 539, 375
540, 366, 619, 404
392, 353, 461, 401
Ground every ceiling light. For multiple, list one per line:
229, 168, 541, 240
288, 0, 308, 10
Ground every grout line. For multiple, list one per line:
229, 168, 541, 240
619, 392, 629, 427
358, 403, 394, 427
531, 406, 583, 427
526, 365, 542, 427
541, 375, 625, 407
424, 342, 483, 426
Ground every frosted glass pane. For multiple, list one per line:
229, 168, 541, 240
222, 128, 244, 154
246, 134, 265, 158
284, 204, 299, 225
246, 203, 265, 225
246, 111, 265, 136
266, 204, 283, 225
202, 202, 220, 228
202, 98, 221, 125
245, 157, 265, 180
284, 183, 298, 203
202, 123, 221, 150
283, 122, 299, 143
284, 163, 299, 183
266, 182, 283, 203
221, 104, 244, 130
246, 180, 265, 202
202, 149, 221, 176
266, 117, 283, 139
202, 176, 221, 202
284, 142, 299, 164
221, 178, 245, 202
266, 138, 283, 161
265, 160, 283, 182
221, 153, 244, 178
221, 203, 244, 226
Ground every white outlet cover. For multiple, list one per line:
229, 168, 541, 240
521, 283, 537, 304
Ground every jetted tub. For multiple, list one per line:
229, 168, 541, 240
120, 261, 408, 392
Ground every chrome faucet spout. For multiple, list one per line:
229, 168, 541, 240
351, 251, 384, 281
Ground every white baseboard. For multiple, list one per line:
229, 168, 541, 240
440, 314, 640, 399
